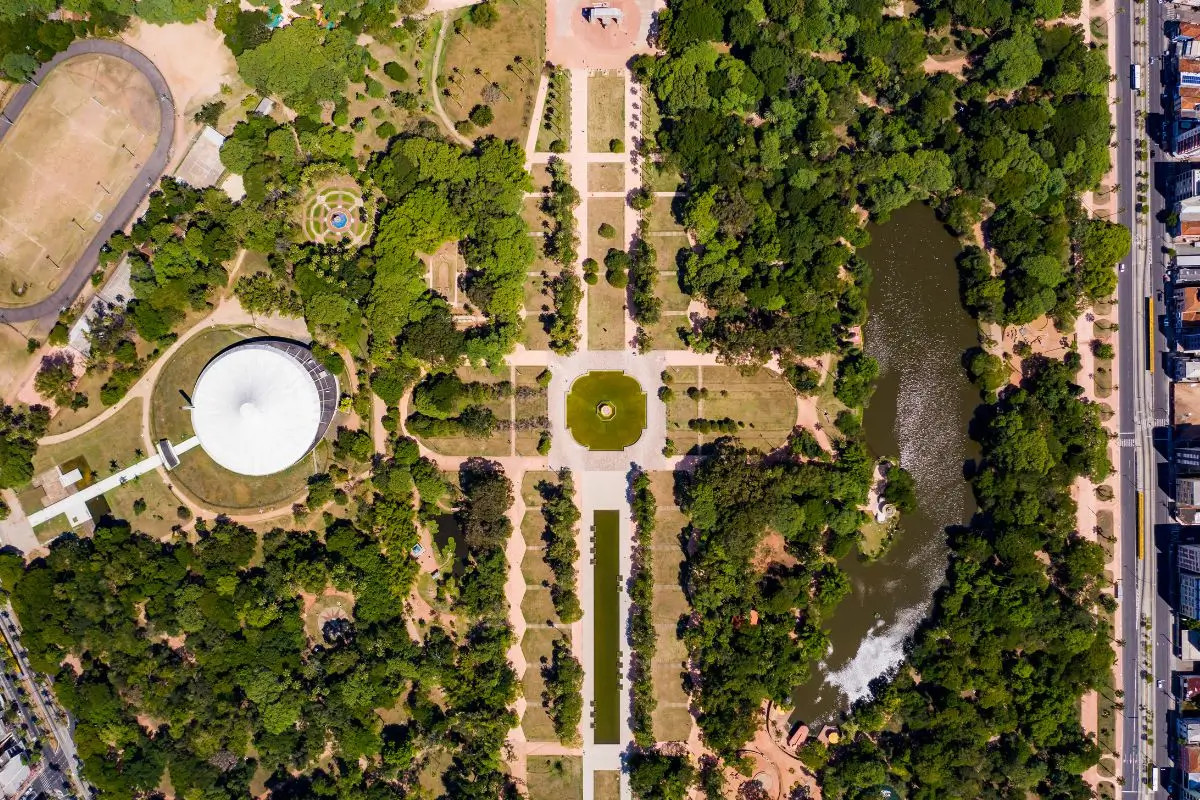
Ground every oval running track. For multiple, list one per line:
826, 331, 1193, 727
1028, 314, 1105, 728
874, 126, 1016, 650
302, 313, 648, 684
0, 39, 176, 322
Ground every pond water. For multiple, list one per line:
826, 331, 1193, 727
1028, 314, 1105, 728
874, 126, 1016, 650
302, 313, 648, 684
790, 203, 980, 722
432, 513, 466, 578
593, 510, 620, 744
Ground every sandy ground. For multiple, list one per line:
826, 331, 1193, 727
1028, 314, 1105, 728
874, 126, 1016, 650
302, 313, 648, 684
120, 19, 238, 172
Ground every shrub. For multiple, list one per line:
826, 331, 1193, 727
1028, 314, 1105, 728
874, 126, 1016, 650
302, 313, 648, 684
193, 101, 226, 126
537, 430, 551, 455
609, 138, 624, 153
365, 76, 387, 99
468, 104, 494, 127
383, 61, 410, 82
597, 222, 616, 239
375, 121, 398, 139
470, 1, 499, 27
549, 139, 567, 153
455, 119, 475, 135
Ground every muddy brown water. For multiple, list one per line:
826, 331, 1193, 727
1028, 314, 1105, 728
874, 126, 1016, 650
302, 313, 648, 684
789, 203, 980, 723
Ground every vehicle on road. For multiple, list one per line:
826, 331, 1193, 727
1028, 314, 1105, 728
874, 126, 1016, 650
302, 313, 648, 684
1120, 263, 1127, 273
1133, 63, 1143, 91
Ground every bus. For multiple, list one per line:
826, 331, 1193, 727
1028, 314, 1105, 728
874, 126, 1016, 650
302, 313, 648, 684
1150, 764, 1160, 792
1132, 63, 1143, 91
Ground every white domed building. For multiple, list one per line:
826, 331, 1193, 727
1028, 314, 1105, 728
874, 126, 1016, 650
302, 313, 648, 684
189, 340, 339, 476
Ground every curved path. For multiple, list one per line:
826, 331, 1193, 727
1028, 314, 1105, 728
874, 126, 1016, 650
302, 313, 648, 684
430, 12, 475, 149
0, 39, 176, 322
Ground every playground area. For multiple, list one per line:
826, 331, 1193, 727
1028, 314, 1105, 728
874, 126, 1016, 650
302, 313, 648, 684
0, 53, 158, 306
300, 179, 371, 246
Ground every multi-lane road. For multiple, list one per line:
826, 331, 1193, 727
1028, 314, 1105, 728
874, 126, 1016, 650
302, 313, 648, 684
1117, 0, 1179, 795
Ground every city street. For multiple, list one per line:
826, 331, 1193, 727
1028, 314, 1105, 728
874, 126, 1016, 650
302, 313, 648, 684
1119, 0, 1180, 795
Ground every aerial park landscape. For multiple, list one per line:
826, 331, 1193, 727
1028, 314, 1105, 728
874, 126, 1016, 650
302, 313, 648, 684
0, 0, 1153, 796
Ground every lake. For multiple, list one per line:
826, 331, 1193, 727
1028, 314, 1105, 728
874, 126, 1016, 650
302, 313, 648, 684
790, 203, 980, 722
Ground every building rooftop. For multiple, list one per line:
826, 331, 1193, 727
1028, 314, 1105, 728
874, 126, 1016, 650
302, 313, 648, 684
1177, 382, 1200, 431
190, 341, 337, 476
1182, 21, 1200, 39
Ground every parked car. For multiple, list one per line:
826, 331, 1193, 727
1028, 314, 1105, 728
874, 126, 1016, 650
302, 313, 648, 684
1120, 263, 1127, 273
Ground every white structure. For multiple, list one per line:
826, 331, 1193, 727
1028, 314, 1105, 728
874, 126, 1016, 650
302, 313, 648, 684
189, 341, 338, 476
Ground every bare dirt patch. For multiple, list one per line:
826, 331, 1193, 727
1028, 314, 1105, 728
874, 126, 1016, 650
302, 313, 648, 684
120, 20, 238, 167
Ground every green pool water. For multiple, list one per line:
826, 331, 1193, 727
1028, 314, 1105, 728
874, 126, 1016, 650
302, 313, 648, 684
566, 371, 646, 451
593, 510, 620, 744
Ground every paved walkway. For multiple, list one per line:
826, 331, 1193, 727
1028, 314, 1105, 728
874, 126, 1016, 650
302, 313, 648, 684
0, 39, 176, 323
27, 436, 200, 528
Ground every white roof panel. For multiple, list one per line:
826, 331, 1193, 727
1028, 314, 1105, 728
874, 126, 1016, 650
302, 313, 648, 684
190, 343, 322, 476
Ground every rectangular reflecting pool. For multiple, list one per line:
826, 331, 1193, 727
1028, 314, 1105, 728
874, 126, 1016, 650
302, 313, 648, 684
593, 510, 620, 744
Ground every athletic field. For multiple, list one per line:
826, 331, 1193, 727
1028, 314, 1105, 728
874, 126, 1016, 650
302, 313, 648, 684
0, 54, 158, 306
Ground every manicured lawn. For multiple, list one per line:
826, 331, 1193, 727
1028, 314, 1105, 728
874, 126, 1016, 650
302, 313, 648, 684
587, 71, 625, 152
34, 396, 146, 480
648, 196, 686, 231
527, 756, 582, 800
417, 364, 512, 457
645, 315, 689, 351
521, 626, 569, 742
107, 470, 183, 540
594, 771, 620, 800
439, 0, 546, 145
647, 471, 692, 741
515, 366, 549, 456
586, 280, 627, 351
588, 163, 624, 193
664, 365, 798, 453
587, 196, 625, 256
535, 68, 570, 153
523, 273, 552, 350
566, 371, 646, 451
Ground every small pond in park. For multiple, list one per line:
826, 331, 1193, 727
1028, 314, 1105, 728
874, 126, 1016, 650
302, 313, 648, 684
593, 510, 620, 744
431, 513, 467, 578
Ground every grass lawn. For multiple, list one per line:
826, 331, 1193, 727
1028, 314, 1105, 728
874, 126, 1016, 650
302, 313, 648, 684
587, 280, 627, 351
418, 364, 512, 457
588, 197, 626, 257
647, 471, 692, 740
566, 371, 646, 451
586, 72, 625, 152
697, 365, 799, 451
520, 626, 569, 742
527, 756, 582, 800
535, 68, 570, 152
645, 315, 689, 351
107, 470, 183, 540
523, 196, 554, 235
653, 234, 689, 271
515, 366, 549, 456
588, 163, 624, 193
34, 397, 145, 478
594, 770, 620, 800
439, 0, 546, 145
648, 196, 686, 232
529, 162, 554, 191
656, 270, 692, 314
523, 273, 552, 350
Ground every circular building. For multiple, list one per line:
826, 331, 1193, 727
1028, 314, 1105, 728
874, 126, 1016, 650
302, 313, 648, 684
189, 340, 339, 476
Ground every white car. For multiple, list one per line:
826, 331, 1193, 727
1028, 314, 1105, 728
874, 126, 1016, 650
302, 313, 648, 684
1120, 263, 1127, 273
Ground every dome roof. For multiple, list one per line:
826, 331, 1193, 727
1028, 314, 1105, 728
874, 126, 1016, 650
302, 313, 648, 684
190, 342, 333, 476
